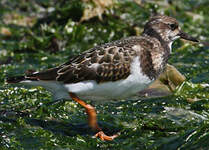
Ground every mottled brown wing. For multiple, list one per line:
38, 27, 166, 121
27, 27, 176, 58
56, 40, 138, 83
27, 37, 141, 83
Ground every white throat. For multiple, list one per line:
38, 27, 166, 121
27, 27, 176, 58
168, 42, 173, 53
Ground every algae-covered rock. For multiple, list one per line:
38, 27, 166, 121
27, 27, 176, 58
138, 64, 186, 97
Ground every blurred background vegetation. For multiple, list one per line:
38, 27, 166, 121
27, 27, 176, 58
0, 0, 208, 149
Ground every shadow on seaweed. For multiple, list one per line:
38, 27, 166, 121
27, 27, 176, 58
0, 110, 120, 137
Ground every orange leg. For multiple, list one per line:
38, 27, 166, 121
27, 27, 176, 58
69, 93, 118, 141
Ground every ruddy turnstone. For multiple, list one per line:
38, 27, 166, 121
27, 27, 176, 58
7, 15, 198, 141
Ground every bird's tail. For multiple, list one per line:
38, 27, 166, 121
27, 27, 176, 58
6, 76, 26, 83
6, 67, 60, 84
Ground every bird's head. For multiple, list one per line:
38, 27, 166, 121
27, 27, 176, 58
143, 15, 198, 44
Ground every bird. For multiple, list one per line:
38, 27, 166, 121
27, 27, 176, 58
6, 15, 198, 141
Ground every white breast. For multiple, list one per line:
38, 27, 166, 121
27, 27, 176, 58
64, 56, 153, 101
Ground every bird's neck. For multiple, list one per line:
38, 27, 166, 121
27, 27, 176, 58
141, 32, 171, 79
142, 31, 171, 61
142, 27, 171, 55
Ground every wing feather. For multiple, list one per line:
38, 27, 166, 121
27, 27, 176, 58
26, 36, 143, 83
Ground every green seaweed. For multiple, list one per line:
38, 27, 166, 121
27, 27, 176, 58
0, 0, 208, 149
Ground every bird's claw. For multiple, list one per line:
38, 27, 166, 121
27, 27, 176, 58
94, 131, 119, 141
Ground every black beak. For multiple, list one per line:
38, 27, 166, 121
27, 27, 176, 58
178, 31, 199, 42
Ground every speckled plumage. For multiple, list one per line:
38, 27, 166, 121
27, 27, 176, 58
28, 35, 167, 83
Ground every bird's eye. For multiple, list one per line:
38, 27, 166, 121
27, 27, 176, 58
169, 24, 178, 31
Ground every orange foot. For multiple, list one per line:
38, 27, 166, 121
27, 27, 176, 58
95, 131, 119, 141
